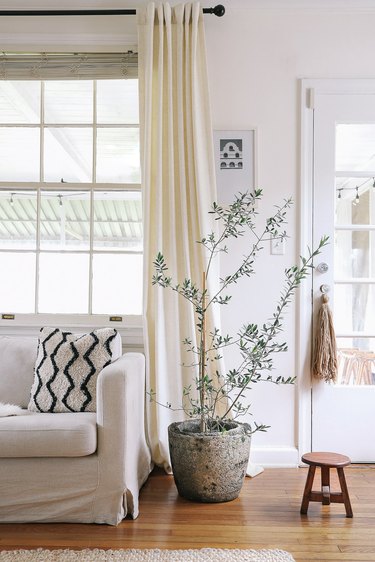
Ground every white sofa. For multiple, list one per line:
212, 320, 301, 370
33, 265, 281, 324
0, 334, 152, 525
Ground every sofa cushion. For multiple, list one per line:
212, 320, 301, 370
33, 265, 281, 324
0, 336, 38, 408
0, 412, 97, 457
28, 327, 121, 413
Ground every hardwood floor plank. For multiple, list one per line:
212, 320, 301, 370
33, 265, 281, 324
1, 466, 375, 561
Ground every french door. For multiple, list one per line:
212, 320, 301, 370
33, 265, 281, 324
308, 81, 375, 462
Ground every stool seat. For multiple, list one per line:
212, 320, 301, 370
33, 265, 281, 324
302, 452, 351, 468
300, 451, 353, 518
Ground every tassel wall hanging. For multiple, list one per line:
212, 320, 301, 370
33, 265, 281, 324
312, 293, 338, 383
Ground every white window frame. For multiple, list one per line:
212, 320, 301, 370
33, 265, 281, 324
0, 76, 143, 346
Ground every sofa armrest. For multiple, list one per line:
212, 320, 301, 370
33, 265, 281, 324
95, 352, 152, 520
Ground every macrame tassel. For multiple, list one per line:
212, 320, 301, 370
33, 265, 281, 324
312, 293, 338, 383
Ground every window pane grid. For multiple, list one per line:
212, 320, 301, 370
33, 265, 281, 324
334, 124, 375, 349
0, 78, 141, 318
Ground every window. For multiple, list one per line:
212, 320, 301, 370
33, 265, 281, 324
0, 77, 142, 323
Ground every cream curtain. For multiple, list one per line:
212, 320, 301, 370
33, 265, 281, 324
138, 2, 221, 469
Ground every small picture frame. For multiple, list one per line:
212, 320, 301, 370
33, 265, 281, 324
213, 130, 257, 205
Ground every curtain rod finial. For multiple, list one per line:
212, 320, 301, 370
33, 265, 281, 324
214, 4, 225, 16
204, 4, 225, 16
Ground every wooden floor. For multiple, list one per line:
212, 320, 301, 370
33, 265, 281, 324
1, 465, 375, 562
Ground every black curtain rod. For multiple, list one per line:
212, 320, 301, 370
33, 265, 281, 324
0, 5, 225, 17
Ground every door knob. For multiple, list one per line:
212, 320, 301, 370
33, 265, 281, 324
316, 262, 329, 273
320, 284, 330, 294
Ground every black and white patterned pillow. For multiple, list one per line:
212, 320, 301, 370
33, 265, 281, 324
28, 327, 120, 413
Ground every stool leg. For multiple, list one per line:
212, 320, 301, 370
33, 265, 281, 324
300, 465, 316, 515
321, 466, 331, 505
337, 467, 353, 518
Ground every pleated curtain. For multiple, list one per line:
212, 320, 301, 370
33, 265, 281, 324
138, 2, 221, 469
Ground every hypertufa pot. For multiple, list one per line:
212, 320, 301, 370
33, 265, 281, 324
168, 419, 251, 502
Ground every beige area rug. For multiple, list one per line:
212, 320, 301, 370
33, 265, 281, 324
0, 549, 295, 562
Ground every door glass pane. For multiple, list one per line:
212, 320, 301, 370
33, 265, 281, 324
334, 283, 375, 333
38, 253, 89, 313
0, 252, 36, 312
40, 190, 90, 250
96, 128, 140, 183
44, 128, 93, 182
0, 81, 40, 124
335, 179, 375, 225
93, 191, 142, 251
0, 190, 37, 249
92, 253, 142, 314
335, 231, 372, 278
336, 124, 375, 172
337, 338, 375, 385
97, 79, 139, 124
0, 128, 40, 181
44, 81, 93, 124
334, 124, 375, 387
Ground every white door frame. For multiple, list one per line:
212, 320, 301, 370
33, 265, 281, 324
298, 78, 375, 459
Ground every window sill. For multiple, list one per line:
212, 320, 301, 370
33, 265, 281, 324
0, 315, 144, 350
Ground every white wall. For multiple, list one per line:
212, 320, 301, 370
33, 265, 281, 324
2, 0, 375, 465
203, 3, 375, 465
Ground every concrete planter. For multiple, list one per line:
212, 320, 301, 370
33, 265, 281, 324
168, 419, 251, 503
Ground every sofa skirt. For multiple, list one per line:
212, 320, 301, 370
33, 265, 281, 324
0, 453, 149, 525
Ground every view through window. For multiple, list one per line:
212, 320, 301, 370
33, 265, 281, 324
335, 124, 375, 384
0, 79, 142, 318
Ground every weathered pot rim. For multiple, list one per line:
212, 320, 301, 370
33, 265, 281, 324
168, 419, 250, 437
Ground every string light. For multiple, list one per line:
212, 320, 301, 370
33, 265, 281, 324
336, 177, 374, 201
9, 193, 14, 206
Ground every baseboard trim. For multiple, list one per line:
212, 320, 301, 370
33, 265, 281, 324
250, 446, 300, 468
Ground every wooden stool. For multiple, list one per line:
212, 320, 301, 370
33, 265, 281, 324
300, 452, 353, 518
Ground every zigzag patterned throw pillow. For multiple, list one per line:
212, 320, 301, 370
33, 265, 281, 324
28, 327, 120, 413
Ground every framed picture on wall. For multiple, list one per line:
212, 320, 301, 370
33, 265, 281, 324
213, 129, 257, 205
